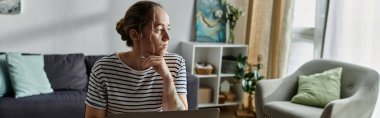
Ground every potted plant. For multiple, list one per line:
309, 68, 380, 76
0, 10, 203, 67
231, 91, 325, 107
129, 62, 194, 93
222, 0, 242, 44
234, 54, 265, 113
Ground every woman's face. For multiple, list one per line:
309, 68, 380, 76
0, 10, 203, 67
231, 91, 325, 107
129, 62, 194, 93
140, 7, 171, 57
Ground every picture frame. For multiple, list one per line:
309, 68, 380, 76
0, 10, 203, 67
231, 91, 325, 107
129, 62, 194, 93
0, 0, 21, 14
195, 0, 227, 43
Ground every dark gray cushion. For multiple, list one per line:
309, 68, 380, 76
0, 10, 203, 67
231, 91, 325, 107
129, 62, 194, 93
0, 91, 86, 118
44, 54, 87, 91
85, 55, 105, 76
186, 73, 199, 109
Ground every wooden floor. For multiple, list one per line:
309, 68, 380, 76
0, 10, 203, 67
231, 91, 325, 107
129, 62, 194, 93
220, 106, 238, 118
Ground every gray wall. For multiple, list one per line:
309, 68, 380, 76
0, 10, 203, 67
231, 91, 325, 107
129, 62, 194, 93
0, 0, 195, 55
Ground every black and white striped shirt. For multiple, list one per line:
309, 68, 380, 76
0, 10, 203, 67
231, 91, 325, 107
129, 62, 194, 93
85, 53, 187, 115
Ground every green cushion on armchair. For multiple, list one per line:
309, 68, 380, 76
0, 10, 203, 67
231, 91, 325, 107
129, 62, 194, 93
291, 67, 342, 108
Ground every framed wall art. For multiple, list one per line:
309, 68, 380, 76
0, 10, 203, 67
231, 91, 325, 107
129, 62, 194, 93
0, 0, 21, 14
195, 0, 227, 43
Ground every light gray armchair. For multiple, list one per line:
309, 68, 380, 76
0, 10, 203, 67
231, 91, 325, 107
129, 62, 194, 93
255, 59, 379, 118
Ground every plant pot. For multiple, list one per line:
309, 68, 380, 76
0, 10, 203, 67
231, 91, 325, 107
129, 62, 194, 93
247, 93, 254, 113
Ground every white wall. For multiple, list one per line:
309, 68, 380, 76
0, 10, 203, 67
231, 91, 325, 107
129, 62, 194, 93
0, 0, 195, 55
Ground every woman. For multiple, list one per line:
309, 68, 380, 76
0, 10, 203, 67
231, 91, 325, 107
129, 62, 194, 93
85, 1, 188, 118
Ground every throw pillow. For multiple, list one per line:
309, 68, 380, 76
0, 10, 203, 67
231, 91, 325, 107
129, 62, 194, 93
85, 55, 105, 76
6, 53, 53, 98
44, 54, 87, 91
291, 67, 342, 108
0, 54, 11, 97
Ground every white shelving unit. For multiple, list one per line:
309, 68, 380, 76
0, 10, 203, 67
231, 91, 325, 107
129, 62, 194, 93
181, 41, 248, 108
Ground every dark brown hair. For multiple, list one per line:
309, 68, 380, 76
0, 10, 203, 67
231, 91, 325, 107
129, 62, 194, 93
116, 1, 163, 47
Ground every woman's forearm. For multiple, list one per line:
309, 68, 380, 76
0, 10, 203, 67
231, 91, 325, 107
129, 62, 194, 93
162, 75, 187, 111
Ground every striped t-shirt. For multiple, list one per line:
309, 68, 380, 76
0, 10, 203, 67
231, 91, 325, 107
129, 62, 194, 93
85, 53, 187, 115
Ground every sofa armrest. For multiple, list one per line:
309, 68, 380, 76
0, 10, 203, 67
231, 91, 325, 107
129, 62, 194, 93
186, 73, 199, 110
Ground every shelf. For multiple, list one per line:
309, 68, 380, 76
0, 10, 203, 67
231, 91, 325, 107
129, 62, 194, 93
199, 103, 219, 108
182, 41, 247, 48
195, 74, 218, 78
218, 101, 241, 106
199, 102, 241, 108
220, 73, 235, 77
181, 41, 247, 108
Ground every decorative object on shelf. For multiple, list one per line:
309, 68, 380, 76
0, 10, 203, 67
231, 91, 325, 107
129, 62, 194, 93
222, 0, 242, 44
220, 80, 231, 92
219, 91, 237, 104
195, 62, 214, 75
0, 0, 20, 14
234, 54, 265, 115
218, 94, 226, 104
221, 91, 236, 102
199, 87, 213, 104
221, 55, 237, 73
195, 0, 227, 42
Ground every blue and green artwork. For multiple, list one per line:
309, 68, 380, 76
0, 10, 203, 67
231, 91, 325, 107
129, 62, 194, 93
0, 0, 21, 14
196, 0, 227, 42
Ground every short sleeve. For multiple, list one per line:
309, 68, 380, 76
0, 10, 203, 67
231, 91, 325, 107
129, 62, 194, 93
175, 56, 187, 95
85, 66, 107, 109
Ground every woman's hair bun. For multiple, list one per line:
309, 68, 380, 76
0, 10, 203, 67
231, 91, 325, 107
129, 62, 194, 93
116, 18, 128, 41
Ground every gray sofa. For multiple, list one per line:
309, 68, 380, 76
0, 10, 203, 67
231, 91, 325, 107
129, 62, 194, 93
0, 53, 198, 118
255, 59, 379, 118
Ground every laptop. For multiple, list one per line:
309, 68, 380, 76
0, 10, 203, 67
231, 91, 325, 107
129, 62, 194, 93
107, 108, 220, 118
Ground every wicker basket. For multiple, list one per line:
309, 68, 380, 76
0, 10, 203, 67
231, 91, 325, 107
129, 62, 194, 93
195, 67, 213, 75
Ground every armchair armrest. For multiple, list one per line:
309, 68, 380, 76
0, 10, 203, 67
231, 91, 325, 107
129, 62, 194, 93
321, 83, 379, 118
255, 74, 299, 118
